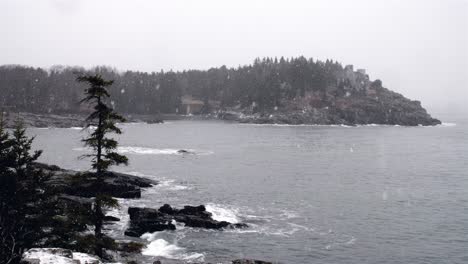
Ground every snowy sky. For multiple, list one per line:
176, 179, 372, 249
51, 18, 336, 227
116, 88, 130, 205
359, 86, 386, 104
1, 0, 467, 114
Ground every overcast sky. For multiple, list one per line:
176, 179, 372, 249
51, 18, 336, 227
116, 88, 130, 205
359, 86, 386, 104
1, 0, 467, 114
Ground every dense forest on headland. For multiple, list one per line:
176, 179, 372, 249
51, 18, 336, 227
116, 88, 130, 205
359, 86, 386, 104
0, 56, 440, 125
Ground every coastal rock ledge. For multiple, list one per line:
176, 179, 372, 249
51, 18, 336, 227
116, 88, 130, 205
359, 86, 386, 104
34, 163, 156, 199
125, 204, 248, 237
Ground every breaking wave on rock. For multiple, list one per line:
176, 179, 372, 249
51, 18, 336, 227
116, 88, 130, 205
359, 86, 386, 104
205, 203, 241, 223
141, 233, 205, 262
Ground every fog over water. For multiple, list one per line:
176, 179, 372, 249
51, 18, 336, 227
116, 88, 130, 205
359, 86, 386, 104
1, 0, 467, 114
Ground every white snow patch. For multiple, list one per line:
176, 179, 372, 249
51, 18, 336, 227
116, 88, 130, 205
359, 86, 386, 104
23, 248, 102, 264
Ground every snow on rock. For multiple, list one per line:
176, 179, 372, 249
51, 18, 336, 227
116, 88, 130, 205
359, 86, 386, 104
22, 248, 102, 264
72, 252, 101, 264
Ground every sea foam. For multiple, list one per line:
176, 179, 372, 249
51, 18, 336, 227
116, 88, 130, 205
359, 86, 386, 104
141, 233, 204, 261
440, 122, 456, 127
205, 203, 240, 223
73, 146, 213, 156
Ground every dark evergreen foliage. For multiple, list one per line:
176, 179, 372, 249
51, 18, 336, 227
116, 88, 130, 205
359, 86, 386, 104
0, 119, 52, 264
0, 57, 346, 114
77, 74, 128, 258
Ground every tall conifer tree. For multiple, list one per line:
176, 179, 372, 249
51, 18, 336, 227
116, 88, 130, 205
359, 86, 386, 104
77, 74, 128, 258
0, 119, 50, 264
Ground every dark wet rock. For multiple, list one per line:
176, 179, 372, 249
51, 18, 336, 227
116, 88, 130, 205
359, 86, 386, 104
34, 162, 156, 199
159, 203, 176, 214
177, 149, 194, 154
232, 259, 273, 264
125, 207, 176, 237
146, 118, 164, 124
103, 215, 120, 222
125, 204, 247, 237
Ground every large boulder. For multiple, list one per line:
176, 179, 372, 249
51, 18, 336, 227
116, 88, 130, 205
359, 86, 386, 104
125, 204, 247, 237
124, 207, 176, 237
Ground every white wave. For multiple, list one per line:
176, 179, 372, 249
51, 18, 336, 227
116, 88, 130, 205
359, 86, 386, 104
345, 237, 357, 245
117, 147, 184, 155
226, 223, 304, 237
69, 127, 83, 130
205, 203, 240, 223
125, 171, 153, 177
141, 234, 204, 262
104, 198, 131, 236
157, 179, 190, 191
279, 210, 299, 219
125, 172, 191, 191
240, 123, 342, 127
439, 122, 457, 127
117, 146, 213, 156
72, 146, 212, 156
239, 123, 404, 128
288, 223, 315, 232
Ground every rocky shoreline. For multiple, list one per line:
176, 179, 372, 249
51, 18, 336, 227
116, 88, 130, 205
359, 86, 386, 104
125, 205, 247, 237
2, 112, 166, 129
4, 102, 441, 129
217, 92, 441, 126
25, 163, 259, 264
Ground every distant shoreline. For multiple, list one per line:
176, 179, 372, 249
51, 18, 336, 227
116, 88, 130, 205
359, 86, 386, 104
2, 111, 443, 128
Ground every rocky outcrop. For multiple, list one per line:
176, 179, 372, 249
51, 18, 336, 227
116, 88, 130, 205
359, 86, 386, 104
35, 163, 156, 199
177, 149, 195, 154
125, 204, 247, 237
219, 85, 440, 126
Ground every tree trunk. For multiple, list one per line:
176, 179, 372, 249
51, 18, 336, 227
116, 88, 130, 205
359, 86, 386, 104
94, 197, 104, 257
94, 96, 104, 258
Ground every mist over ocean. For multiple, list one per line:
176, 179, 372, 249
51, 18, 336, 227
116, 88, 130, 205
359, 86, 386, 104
30, 116, 468, 264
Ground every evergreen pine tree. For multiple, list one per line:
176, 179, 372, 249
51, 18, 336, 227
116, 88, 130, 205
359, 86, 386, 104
77, 74, 128, 258
0, 113, 16, 264
0, 119, 50, 264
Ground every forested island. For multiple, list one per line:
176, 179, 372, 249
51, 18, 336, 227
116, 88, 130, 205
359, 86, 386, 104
0, 57, 440, 126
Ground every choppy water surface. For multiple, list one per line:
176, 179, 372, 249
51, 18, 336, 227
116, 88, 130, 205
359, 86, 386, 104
31, 117, 468, 264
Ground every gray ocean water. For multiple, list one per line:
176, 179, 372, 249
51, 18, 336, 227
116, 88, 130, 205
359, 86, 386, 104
30, 116, 468, 264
